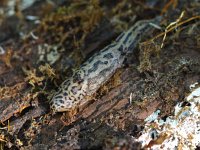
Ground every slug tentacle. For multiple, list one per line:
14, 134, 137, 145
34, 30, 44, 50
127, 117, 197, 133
50, 16, 161, 112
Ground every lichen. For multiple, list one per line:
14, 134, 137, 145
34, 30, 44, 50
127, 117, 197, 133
134, 83, 200, 149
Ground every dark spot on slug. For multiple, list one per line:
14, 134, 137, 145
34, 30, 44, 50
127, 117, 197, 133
103, 53, 113, 59
88, 60, 105, 73
118, 45, 123, 52
81, 63, 87, 67
70, 95, 76, 101
87, 57, 95, 63
71, 86, 78, 95
63, 92, 68, 96
82, 90, 86, 94
54, 95, 63, 99
121, 48, 127, 56
73, 72, 83, 83
99, 66, 113, 76
123, 31, 132, 44
101, 43, 117, 53
59, 100, 64, 104
55, 102, 60, 106
80, 93, 85, 97
63, 80, 70, 86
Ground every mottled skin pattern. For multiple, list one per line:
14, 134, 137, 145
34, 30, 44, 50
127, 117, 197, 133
50, 17, 161, 112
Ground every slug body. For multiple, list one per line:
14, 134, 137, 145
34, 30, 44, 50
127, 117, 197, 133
50, 17, 161, 112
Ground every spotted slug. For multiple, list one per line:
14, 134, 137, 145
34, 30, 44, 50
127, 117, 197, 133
50, 16, 161, 112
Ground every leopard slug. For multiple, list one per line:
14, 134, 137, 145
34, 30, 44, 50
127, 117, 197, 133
50, 16, 161, 112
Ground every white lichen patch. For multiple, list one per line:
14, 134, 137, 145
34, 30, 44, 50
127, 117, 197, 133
0, 0, 37, 17
189, 82, 198, 90
134, 83, 200, 149
38, 43, 62, 65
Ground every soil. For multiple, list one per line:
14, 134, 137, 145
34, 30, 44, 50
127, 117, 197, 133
0, 0, 200, 149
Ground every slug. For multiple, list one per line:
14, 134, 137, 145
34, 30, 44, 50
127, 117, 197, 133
50, 16, 161, 112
